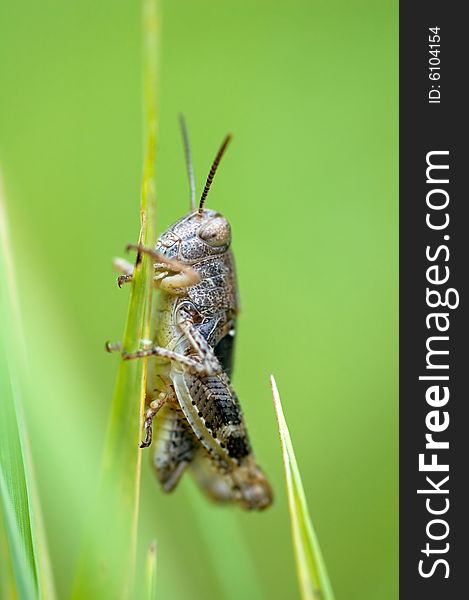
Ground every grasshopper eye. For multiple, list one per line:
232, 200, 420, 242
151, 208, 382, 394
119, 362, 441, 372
198, 217, 231, 247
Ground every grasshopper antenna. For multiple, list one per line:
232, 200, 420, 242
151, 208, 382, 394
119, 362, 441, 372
198, 134, 232, 215
179, 114, 197, 212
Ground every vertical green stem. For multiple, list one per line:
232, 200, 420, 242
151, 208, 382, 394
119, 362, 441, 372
71, 2, 159, 598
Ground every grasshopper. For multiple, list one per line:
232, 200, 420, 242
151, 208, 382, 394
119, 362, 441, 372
109, 117, 272, 510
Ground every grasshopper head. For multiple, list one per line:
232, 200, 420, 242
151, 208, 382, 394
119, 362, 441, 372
157, 129, 233, 262
157, 208, 232, 262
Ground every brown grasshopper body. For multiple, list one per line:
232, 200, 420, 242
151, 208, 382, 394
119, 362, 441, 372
112, 121, 272, 510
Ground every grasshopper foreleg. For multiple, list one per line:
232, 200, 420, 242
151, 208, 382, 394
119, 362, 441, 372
113, 246, 200, 291
112, 257, 134, 288
112, 255, 171, 289
125, 244, 200, 291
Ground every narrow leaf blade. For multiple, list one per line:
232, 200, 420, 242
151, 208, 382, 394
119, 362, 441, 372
0, 172, 56, 600
271, 375, 335, 600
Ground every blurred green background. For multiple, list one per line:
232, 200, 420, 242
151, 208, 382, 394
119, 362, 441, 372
0, 0, 397, 598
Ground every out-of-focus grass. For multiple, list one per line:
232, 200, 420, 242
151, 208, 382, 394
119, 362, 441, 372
271, 376, 335, 600
0, 174, 56, 600
0, 176, 37, 600
71, 1, 158, 598
0, 509, 19, 600
145, 541, 157, 600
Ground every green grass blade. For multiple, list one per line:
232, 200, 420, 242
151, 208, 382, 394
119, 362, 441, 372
71, 1, 158, 598
0, 507, 20, 600
0, 173, 56, 600
0, 318, 37, 600
145, 541, 157, 600
271, 375, 335, 600
0, 173, 37, 600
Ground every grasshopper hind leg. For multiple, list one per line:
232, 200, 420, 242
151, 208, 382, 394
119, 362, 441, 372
152, 405, 197, 492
